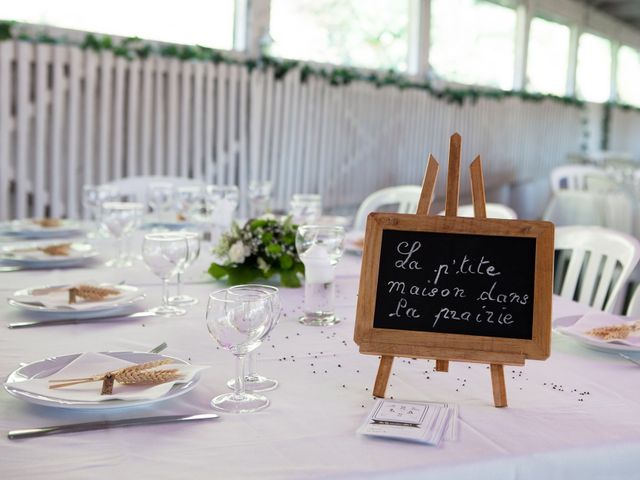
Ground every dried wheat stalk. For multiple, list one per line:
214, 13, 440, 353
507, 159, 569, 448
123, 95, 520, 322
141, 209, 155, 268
39, 243, 71, 256
33, 218, 62, 228
68, 284, 120, 304
587, 321, 640, 340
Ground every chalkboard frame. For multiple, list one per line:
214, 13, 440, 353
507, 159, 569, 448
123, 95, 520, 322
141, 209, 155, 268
354, 212, 554, 364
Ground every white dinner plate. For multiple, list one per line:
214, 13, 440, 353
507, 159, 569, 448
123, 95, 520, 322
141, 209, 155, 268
0, 219, 84, 239
0, 241, 98, 268
553, 315, 640, 353
4, 351, 201, 410
8, 284, 145, 319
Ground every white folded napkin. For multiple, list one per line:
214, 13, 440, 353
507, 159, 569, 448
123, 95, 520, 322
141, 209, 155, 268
12, 283, 140, 310
558, 311, 640, 346
6, 352, 207, 402
2, 243, 92, 261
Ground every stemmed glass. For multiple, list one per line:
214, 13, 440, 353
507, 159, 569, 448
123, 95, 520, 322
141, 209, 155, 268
226, 285, 281, 392
147, 182, 175, 224
83, 185, 119, 237
296, 225, 346, 326
206, 287, 275, 413
248, 180, 272, 218
205, 185, 239, 241
168, 231, 201, 306
290, 194, 322, 225
174, 185, 205, 223
142, 232, 189, 316
100, 202, 145, 268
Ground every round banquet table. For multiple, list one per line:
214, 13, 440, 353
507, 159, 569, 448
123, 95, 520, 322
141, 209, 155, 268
1, 239, 640, 480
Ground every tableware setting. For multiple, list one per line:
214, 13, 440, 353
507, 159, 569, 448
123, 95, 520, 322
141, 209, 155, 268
8, 282, 145, 319
0, 218, 85, 239
4, 350, 207, 410
554, 311, 640, 352
0, 241, 98, 268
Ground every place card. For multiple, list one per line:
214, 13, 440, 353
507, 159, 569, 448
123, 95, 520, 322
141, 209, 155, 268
357, 399, 457, 445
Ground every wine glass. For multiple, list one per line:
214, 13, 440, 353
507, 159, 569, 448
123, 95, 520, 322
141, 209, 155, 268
206, 287, 274, 413
147, 182, 175, 223
168, 231, 201, 306
82, 185, 119, 237
295, 225, 346, 326
205, 184, 239, 241
290, 194, 322, 225
174, 185, 204, 223
100, 202, 145, 267
248, 180, 272, 218
226, 285, 281, 392
142, 232, 189, 316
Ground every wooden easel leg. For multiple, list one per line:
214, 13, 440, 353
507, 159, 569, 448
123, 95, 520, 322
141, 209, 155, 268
435, 360, 449, 372
373, 355, 394, 398
490, 364, 507, 407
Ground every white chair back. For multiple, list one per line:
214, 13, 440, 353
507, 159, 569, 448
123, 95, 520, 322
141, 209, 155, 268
438, 203, 518, 219
625, 284, 640, 317
353, 185, 422, 230
554, 226, 640, 312
549, 165, 604, 193
104, 176, 205, 203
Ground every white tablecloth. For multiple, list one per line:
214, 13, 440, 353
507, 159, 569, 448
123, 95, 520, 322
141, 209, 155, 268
2, 245, 640, 479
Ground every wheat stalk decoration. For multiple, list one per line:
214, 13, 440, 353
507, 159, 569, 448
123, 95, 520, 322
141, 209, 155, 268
68, 284, 120, 304
48, 358, 183, 395
587, 321, 640, 340
32, 218, 62, 228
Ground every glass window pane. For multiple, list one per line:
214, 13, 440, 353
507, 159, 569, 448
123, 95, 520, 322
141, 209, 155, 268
269, 0, 409, 71
617, 45, 640, 106
576, 32, 612, 103
430, 0, 516, 90
526, 17, 570, 96
0, 0, 235, 50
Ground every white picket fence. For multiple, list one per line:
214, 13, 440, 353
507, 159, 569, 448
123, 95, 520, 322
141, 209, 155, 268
0, 39, 587, 221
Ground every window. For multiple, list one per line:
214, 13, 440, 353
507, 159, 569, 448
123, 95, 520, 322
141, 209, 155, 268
430, 0, 517, 90
0, 0, 236, 50
576, 32, 612, 103
526, 17, 570, 96
269, 0, 410, 71
617, 45, 640, 106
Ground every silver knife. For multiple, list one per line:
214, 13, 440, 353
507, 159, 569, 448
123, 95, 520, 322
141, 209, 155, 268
8, 311, 155, 329
8, 413, 219, 439
618, 353, 640, 367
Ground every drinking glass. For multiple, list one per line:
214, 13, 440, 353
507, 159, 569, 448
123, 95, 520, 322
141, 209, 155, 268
226, 285, 280, 392
142, 232, 189, 316
205, 185, 239, 241
206, 287, 274, 413
296, 225, 345, 326
290, 194, 322, 225
82, 185, 119, 237
168, 231, 201, 306
100, 202, 145, 268
248, 180, 272, 218
174, 185, 205, 223
147, 182, 175, 223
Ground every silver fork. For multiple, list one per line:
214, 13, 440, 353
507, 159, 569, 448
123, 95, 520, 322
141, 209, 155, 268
149, 342, 168, 354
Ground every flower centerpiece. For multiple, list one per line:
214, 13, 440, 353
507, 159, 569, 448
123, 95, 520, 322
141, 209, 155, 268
208, 215, 304, 287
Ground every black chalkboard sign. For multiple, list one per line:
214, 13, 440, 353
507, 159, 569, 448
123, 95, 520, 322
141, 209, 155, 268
372, 229, 536, 340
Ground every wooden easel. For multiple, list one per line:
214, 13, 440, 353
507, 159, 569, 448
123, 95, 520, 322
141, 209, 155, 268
372, 133, 509, 407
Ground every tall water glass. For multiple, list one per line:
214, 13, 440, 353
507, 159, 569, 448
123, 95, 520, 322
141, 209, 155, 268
142, 233, 189, 316
206, 287, 273, 413
83, 185, 119, 237
226, 285, 280, 392
290, 194, 322, 225
296, 225, 345, 326
248, 180, 272, 218
147, 182, 175, 223
174, 185, 205, 223
101, 202, 145, 267
168, 231, 201, 306
205, 185, 239, 241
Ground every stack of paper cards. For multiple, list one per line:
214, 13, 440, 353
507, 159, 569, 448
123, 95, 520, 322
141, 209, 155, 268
357, 399, 458, 445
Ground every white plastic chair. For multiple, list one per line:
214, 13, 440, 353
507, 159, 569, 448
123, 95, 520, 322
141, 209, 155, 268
437, 203, 518, 220
353, 185, 422, 230
103, 176, 205, 202
549, 165, 605, 193
554, 226, 640, 312
625, 284, 640, 317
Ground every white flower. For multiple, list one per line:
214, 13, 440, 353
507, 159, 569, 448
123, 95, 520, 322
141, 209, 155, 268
229, 241, 249, 264
260, 213, 276, 220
